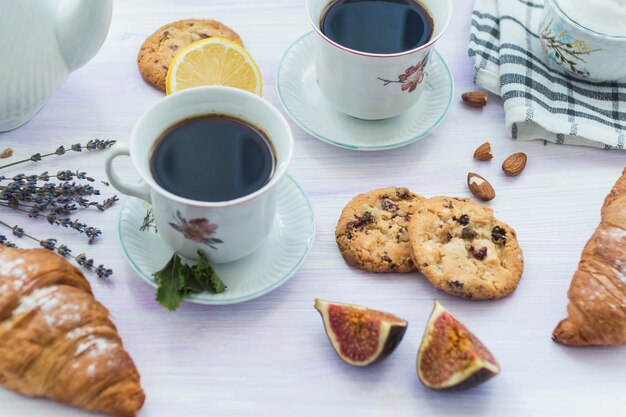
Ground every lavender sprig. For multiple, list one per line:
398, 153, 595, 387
1, 180, 101, 199
0, 204, 101, 243
0, 140, 116, 171
0, 221, 112, 278
0, 170, 95, 183
0, 176, 118, 240
0, 192, 118, 214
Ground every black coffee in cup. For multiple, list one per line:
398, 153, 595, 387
150, 115, 275, 202
320, 0, 434, 54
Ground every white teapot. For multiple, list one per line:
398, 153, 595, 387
0, 0, 113, 132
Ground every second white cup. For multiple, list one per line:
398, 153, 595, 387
306, 0, 453, 120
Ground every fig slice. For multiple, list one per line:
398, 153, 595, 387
417, 301, 499, 390
314, 299, 408, 367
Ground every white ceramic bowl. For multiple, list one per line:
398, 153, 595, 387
540, 0, 626, 81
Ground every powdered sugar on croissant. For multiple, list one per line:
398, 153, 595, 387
0, 248, 145, 417
553, 167, 626, 346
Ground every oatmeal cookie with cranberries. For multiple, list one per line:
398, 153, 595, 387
408, 196, 523, 300
137, 19, 243, 91
336, 187, 424, 273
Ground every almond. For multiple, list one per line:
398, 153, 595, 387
502, 152, 527, 177
473, 142, 493, 161
462, 92, 488, 108
467, 172, 496, 201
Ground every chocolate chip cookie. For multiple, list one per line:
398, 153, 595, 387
137, 19, 243, 91
408, 196, 523, 300
336, 187, 424, 273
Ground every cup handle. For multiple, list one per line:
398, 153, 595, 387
105, 145, 152, 203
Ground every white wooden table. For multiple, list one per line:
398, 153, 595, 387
1, 1, 626, 416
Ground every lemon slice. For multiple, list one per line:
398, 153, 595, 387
166, 37, 262, 95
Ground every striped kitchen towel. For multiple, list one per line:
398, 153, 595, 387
469, 0, 626, 149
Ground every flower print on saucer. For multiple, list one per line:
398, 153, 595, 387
276, 32, 454, 151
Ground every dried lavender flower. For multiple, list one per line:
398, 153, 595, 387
86, 139, 116, 151
57, 244, 71, 257
0, 235, 17, 247
0, 139, 116, 171
95, 264, 113, 279
39, 238, 57, 250
75, 253, 87, 264
0, 220, 111, 278
96, 196, 119, 211
12, 226, 24, 238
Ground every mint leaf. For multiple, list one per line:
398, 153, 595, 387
154, 251, 226, 311
192, 251, 226, 294
181, 263, 210, 295
209, 273, 226, 294
153, 254, 186, 311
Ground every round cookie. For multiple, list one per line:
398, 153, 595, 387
336, 187, 424, 273
137, 19, 244, 91
408, 196, 523, 300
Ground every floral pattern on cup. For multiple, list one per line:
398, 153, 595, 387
540, 19, 600, 78
377, 52, 431, 92
170, 210, 223, 249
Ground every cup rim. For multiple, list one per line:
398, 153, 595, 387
305, 0, 453, 58
130, 86, 294, 208
548, 0, 626, 40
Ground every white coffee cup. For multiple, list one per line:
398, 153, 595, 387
306, 0, 452, 120
105, 87, 294, 263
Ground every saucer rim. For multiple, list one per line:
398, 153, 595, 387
276, 31, 455, 151
117, 174, 316, 305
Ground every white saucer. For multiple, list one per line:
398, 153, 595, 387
118, 175, 315, 305
276, 32, 454, 151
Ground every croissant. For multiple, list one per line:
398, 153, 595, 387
0, 247, 145, 416
553, 167, 626, 346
